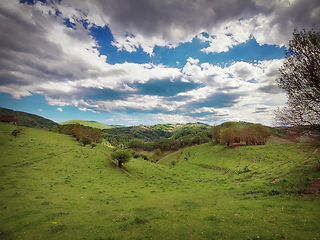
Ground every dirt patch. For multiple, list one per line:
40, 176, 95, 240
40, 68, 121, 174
304, 178, 320, 197
270, 177, 281, 183
110, 161, 131, 174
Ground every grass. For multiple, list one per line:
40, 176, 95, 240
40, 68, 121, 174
59, 120, 118, 129
0, 122, 320, 239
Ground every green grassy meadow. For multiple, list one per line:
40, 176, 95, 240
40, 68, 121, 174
1, 122, 320, 239
59, 120, 118, 129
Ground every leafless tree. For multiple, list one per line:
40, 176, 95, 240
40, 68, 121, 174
274, 27, 320, 133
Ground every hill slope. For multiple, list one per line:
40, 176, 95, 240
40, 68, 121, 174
0, 107, 58, 130
60, 119, 121, 129
102, 122, 212, 145
0, 123, 319, 239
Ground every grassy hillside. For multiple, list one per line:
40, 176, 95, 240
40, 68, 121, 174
0, 122, 320, 239
102, 122, 212, 146
143, 122, 211, 133
60, 120, 120, 129
0, 107, 58, 130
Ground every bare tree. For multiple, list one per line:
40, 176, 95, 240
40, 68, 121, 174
274, 27, 320, 132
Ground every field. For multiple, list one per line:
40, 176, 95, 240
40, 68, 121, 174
0, 122, 320, 239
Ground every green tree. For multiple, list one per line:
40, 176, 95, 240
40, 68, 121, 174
89, 128, 102, 143
72, 123, 82, 141
110, 149, 132, 168
220, 128, 234, 146
241, 124, 270, 145
274, 27, 320, 133
80, 136, 93, 146
254, 124, 270, 145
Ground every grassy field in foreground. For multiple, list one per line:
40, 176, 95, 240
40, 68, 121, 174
0, 123, 320, 240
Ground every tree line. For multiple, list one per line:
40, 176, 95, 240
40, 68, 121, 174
52, 124, 102, 147
212, 123, 270, 146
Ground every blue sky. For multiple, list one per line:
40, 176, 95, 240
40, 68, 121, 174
0, 0, 319, 126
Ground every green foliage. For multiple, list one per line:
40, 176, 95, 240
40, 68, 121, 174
79, 136, 93, 146
110, 149, 132, 168
241, 124, 270, 145
91, 143, 97, 149
54, 124, 102, 143
220, 128, 235, 146
0, 107, 58, 130
102, 122, 212, 150
212, 125, 221, 142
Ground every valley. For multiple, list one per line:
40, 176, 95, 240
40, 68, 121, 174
0, 122, 319, 239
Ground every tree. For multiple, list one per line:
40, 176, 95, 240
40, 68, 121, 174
111, 149, 132, 168
241, 124, 270, 145
212, 125, 221, 143
80, 136, 93, 146
254, 124, 270, 145
0, 115, 17, 124
72, 123, 82, 141
220, 128, 235, 146
274, 27, 320, 132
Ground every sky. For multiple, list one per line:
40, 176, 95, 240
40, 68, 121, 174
0, 0, 319, 126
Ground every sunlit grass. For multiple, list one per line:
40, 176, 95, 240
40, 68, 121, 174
0, 122, 320, 239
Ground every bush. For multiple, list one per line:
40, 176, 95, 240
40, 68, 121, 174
11, 127, 22, 137
80, 136, 93, 146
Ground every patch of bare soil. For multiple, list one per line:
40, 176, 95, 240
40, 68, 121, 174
270, 177, 281, 183
304, 178, 320, 197
110, 161, 131, 174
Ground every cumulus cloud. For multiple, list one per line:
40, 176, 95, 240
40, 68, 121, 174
49, 0, 319, 54
0, 0, 316, 126
57, 107, 63, 112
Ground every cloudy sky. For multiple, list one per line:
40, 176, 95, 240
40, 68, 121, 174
0, 0, 319, 126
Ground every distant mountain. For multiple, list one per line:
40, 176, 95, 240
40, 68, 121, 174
60, 120, 121, 129
0, 107, 58, 130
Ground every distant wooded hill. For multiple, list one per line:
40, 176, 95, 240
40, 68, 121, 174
0, 107, 58, 130
60, 120, 121, 129
102, 122, 213, 148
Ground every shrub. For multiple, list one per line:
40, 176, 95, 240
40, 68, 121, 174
80, 136, 93, 146
11, 127, 22, 137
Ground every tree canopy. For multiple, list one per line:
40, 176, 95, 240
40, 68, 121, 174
220, 128, 235, 146
110, 149, 132, 168
274, 27, 320, 132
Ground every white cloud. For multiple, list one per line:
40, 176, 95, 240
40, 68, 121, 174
23, 0, 317, 55
57, 107, 63, 112
0, 0, 317, 126
153, 113, 195, 124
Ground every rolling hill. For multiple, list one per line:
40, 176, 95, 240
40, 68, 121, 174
0, 107, 58, 130
0, 122, 319, 239
59, 119, 121, 129
102, 122, 212, 144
